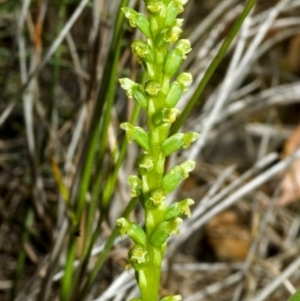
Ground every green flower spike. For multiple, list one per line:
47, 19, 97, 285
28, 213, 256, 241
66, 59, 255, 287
150, 217, 182, 247
165, 198, 195, 220
162, 160, 195, 192
118, 1, 197, 300
116, 218, 147, 247
120, 123, 150, 151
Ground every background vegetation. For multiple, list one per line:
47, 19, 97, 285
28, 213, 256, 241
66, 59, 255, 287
1, 0, 300, 300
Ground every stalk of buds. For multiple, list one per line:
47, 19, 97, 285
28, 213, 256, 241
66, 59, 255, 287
117, 1, 198, 300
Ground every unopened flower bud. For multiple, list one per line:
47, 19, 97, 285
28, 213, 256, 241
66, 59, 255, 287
150, 217, 182, 247
145, 81, 161, 97
152, 108, 181, 127
120, 123, 150, 151
116, 218, 147, 246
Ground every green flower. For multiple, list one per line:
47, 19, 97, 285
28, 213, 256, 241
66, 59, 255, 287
116, 218, 147, 247
162, 160, 195, 192
150, 217, 182, 247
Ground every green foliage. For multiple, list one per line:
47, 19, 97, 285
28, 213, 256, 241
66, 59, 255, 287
118, 0, 197, 300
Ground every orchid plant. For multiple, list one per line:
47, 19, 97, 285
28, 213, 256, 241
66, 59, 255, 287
116, 1, 199, 300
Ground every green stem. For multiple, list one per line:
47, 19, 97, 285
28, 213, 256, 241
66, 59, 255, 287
139, 252, 162, 301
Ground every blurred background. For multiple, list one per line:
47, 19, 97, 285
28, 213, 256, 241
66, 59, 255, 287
1, 0, 300, 300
